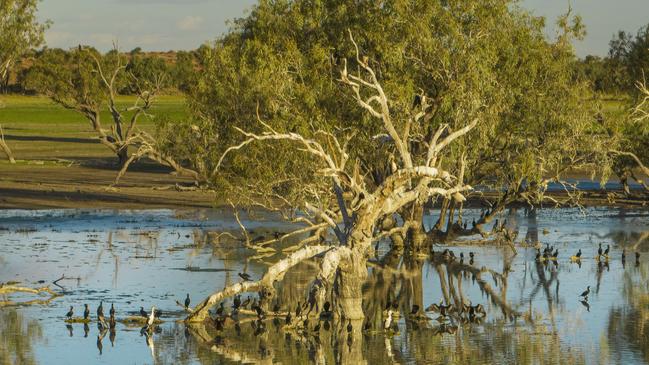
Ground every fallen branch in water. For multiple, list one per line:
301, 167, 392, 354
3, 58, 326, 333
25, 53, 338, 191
0, 284, 62, 307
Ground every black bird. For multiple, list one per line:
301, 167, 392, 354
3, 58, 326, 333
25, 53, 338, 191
233, 295, 241, 309
469, 252, 475, 260
411, 304, 420, 315
66, 306, 74, 319
84, 304, 90, 320
140, 306, 147, 318
97, 301, 104, 318
109, 315, 116, 329
552, 248, 559, 259
253, 304, 265, 319
109, 303, 115, 317
184, 294, 191, 309
346, 320, 352, 333
238, 272, 252, 281
323, 301, 331, 313
571, 249, 582, 262
604, 245, 610, 256
412, 94, 422, 109
580, 286, 590, 299
215, 302, 225, 316
598, 243, 603, 257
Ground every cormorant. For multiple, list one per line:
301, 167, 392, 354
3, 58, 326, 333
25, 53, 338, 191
184, 294, 190, 309
66, 306, 74, 320
580, 286, 590, 299
238, 272, 252, 281
109, 303, 115, 317
140, 306, 147, 318
97, 301, 104, 318
84, 304, 90, 320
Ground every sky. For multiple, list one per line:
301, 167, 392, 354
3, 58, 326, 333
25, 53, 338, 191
37, 0, 648, 57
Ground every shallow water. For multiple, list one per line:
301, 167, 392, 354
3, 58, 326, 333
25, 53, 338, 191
0, 207, 648, 365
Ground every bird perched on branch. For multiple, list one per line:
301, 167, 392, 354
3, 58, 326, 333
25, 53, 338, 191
109, 303, 115, 318
238, 272, 252, 281
97, 301, 104, 318
140, 306, 147, 318
66, 306, 74, 320
84, 304, 90, 320
184, 294, 190, 309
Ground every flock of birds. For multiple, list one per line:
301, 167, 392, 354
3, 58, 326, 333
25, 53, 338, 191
534, 242, 642, 267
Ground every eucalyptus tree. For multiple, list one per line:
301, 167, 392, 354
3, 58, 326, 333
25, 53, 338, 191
160, 0, 607, 250
0, 0, 48, 162
25, 47, 201, 183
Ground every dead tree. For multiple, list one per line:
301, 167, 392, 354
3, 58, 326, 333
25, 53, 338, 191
186, 31, 478, 324
0, 124, 15, 163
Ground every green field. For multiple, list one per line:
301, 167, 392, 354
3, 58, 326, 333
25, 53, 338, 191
0, 94, 188, 161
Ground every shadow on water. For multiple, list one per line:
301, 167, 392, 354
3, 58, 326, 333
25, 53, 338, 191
0, 208, 648, 364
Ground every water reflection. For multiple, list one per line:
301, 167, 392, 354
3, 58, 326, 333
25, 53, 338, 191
0, 208, 648, 364
0, 309, 43, 365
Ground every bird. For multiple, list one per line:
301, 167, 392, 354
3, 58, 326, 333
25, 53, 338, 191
604, 245, 610, 257
241, 296, 251, 309
140, 306, 147, 318
84, 304, 90, 320
233, 295, 241, 309
411, 304, 420, 315
215, 302, 225, 316
147, 306, 156, 328
346, 320, 353, 333
570, 249, 582, 262
66, 306, 74, 320
109, 303, 115, 317
97, 301, 104, 318
551, 249, 559, 260
597, 243, 603, 260
384, 309, 393, 330
184, 294, 190, 309
323, 301, 331, 313
238, 272, 252, 281
579, 286, 590, 299
285, 312, 292, 325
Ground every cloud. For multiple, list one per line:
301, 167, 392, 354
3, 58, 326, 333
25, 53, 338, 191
176, 15, 204, 31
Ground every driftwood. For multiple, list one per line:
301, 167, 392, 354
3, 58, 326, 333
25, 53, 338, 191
0, 284, 61, 307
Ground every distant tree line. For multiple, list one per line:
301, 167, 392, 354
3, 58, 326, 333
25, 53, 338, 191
576, 23, 649, 97
3, 46, 207, 94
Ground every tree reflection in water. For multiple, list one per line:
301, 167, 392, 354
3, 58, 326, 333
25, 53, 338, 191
168, 237, 590, 365
0, 309, 43, 365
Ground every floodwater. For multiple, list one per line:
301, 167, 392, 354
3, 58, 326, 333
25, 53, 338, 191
0, 207, 648, 365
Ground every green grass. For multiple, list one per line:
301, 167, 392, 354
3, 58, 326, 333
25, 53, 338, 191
0, 94, 188, 160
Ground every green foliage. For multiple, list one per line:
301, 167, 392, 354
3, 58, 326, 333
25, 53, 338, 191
158, 0, 606, 207
0, 0, 49, 90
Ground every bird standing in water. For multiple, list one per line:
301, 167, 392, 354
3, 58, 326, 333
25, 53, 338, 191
97, 301, 104, 318
84, 304, 90, 320
140, 306, 147, 318
66, 306, 74, 320
580, 286, 590, 300
570, 249, 582, 262
184, 294, 191, 309
597, 243, 603, 260
147, 306, 156, 330
109, 303, 115, 317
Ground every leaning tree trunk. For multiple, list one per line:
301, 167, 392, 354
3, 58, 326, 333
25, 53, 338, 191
0, 124, 15, 164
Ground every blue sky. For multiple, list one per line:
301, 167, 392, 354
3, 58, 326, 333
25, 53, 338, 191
38, 0, 648, 57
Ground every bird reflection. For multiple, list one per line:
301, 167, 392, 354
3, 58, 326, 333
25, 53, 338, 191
580, 299, 590, 312
109, 328, 116, 347
97, 329, 107, 355
83, 323, 90, 338
66, 324, 73, 337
